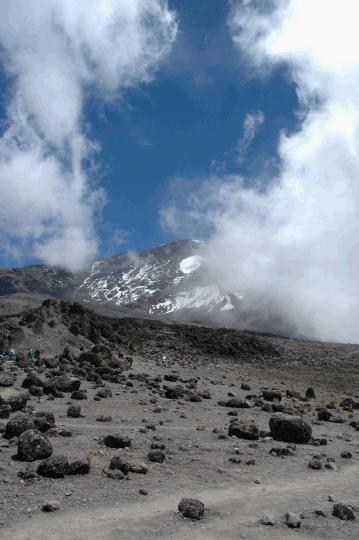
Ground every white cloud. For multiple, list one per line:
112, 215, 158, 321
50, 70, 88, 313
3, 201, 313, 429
237, 111, 264, 163
162, 0, 359, 342
0, 0, 177, 270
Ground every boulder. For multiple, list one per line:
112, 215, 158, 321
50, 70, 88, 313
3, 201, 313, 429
67, 460, 90, 475
178, 498, 205, 520
22, 373, 44, 389
262, 389, 282, 402
332, 503, 355, 521
0, 373, 15, 387
228, 420, 259, 440
165, 385, 184, 399
285, 512, 301, 528
148, 449, 166, 463
17, 430, 53, 462
103, 434, 131, 449
43, 375, 80, 395
109, 456, 130, 474
4, 415, 34, 439
67, 404, 82, 418
318, 409, 332, 421
269, 416, 312, 444
128, 460, 148, 474
42, 500, 60, 512
0, 388, 28, 411
37, 455, 69, 478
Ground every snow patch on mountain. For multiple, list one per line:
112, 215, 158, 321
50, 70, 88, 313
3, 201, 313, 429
180, 255, 202, 274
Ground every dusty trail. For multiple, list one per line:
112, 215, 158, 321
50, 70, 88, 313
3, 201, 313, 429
4, 463, 359, 540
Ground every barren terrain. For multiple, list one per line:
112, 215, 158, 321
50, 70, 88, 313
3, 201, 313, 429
0, 300, 358, 539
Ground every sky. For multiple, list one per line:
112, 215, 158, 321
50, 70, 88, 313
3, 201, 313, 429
0, 0, 298, 267
2, 0, 359, 342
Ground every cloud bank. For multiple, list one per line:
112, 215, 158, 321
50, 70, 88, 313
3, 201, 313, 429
163, 0, 359, 342
0, 0, 177, 270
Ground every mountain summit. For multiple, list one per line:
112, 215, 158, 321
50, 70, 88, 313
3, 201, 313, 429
0, 240, 242, 326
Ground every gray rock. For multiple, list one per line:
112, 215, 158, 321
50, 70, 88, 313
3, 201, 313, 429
228, 420, 259, 440
285, 512, 301, 528
42, 500, 60, 512
0, 388, 28, 411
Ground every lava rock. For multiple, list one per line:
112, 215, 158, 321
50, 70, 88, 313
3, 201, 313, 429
22, 373, 44, 389
42, 500, 60, 512
109, 456, 130, 474
4, 415, 34, 439
178, 498, 205, 520
67, 460, 90, 475
147, 449, 166, 463
228, 420, 259, 440
17, 430, 53, 462
262, 389, 282, 402
37, 455, 69, 478
305, 387, 316, 399
332, 503, 355, 521
318, 409, 332, 421
0, 388, 28, 411
165, 385, 184, 399
67, 405, 82, 418
269, 416, 312, 444
0, 373, 15, 387
103, 434, 131, 449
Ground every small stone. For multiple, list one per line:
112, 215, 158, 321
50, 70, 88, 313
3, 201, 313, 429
139, 489, 148, 495
42, 500, 60, 512
148, 449, 166, 463
308, 458, 322, 470
261, 513, 274, 526
285, 512, 301, 528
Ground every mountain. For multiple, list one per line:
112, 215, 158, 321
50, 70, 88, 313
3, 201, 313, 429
0, 239, 243, 326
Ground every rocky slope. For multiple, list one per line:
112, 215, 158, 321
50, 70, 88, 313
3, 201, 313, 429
0, 300, 358, 539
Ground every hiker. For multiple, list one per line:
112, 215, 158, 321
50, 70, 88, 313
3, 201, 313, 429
27, 349, 35, 360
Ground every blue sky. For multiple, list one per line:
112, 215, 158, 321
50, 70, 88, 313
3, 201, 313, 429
0, 0, 299, 267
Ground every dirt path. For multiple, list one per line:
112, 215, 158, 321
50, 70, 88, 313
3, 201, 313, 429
4, 463, 358, 540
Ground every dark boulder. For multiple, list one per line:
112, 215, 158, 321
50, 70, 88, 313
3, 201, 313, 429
178, 498, 205, 520
109, 456, 130, 474
269, 416, 312, 444
262, 389, 282, 402
17, 430, 53, 462
103, 434, 131, 449
67, 460, 90, 475
67, 404, 82, 418
148, 449, 166, 463
37, 455, 69, 478
4, 415, 34, 439
165, 385, 184, 399
332, 503, 355, 521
